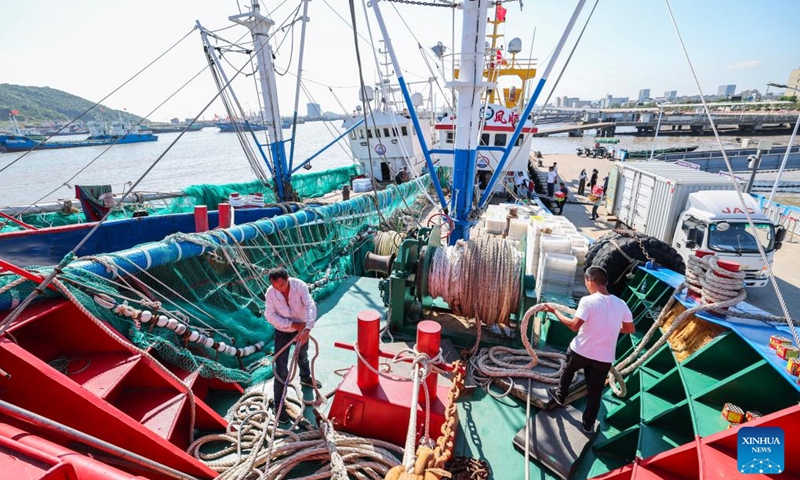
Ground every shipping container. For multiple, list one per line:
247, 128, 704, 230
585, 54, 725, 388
608, 161, 736, 243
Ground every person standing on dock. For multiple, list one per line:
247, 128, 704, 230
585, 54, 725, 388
589, 169, 598, 190
554, 182, 568, 215
578, 169, 587, 196
264, 267, 321, 423
545, 267, 634, 434
546, 166, 557, 197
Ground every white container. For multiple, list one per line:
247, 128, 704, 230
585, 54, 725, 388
352, 178, 373, 192
609, 161, 735, 243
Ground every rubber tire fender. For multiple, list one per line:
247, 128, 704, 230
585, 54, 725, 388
584, 233, 685, 296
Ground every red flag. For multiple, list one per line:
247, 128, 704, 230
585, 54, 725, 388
495, 4, 507, 22
10, 110, 19, 115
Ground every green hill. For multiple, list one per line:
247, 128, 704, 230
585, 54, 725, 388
0, 84, 142, 126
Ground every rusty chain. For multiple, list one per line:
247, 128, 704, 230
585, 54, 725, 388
433, 360, 466, 468
384, 0, 457, 7
383, 360, 466, 480
445, 457, 490, 480
613, 229, 657, 264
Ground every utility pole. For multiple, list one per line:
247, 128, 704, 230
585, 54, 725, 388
745, 139, 772, 193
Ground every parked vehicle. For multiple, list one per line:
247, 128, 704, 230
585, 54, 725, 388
607, 161, 786, 287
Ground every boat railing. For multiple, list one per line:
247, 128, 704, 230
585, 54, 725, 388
752, 194, 800, 238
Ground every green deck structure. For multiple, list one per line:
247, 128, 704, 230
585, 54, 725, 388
305, 266, 800, 479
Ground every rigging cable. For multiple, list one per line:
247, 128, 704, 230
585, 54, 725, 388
0, 19, 293, 338
0, 27, 196, 175
14, 65, 215, 218
663, 0, 798, 347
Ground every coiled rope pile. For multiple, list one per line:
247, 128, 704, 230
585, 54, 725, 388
188, 391, 405, 479
428, 236, 522, 326
609, 255, 753, 394
469, 303, 626, 396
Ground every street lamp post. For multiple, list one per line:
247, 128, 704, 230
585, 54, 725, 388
766, 83, 800, 206
649, 103, 665, 161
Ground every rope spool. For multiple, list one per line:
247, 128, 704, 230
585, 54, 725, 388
428, 236, 522, 326
375, 230, 403, 256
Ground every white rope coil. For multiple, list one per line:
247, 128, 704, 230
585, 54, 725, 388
374, 231, 402, 256
188, 392, 404, 479
428, 236, 522, 326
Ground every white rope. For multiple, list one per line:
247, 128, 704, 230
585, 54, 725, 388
428, 236, 522, 326
188, 391, 404, 479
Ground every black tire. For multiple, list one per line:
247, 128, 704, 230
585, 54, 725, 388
584, 232, 684, 296
584, 231, 620, 268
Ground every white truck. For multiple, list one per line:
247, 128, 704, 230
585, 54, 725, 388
607, 161, 787, 287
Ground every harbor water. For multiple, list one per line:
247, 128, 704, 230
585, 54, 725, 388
1, 121, 798, 207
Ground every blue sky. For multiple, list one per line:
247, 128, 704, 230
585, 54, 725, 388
1, 0, 796, 121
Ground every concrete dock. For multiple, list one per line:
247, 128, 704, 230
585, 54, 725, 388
539, 152, 800, 319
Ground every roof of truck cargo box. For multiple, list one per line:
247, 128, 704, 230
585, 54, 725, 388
617, 161, 739, 186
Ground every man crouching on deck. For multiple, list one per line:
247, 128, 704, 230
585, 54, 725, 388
264, 267, 321, 423
544, 266, 634, 434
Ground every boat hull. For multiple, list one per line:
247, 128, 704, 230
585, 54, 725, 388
0, 206, 296, 267
0, 134, 157, 152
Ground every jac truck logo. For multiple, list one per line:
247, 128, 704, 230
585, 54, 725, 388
721, 206, 755, 214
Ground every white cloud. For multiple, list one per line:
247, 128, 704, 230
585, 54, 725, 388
726, 60, 760, 70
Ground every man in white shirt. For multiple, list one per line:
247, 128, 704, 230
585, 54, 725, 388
546, 166, 557, 197
264, 267, 321, 423
544, 266, 634, 433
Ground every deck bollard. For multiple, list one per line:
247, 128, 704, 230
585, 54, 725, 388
194, 206, 209, 232
218, 203, 232, 228
357, 310, 380, 390
416, 320, 441, 407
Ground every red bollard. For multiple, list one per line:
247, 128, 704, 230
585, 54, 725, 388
416, 320, 441, 407
218, 203, 232, 229
194, 206, 209, 232
357, 310, 381, 390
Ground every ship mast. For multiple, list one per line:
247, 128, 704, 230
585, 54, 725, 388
446, 0, 492, 242
228, 0, 293, 201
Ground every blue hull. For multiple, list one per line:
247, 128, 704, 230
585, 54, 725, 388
0, 206, 296, 267
0, 133, 158, 152
216, 122, 268, 132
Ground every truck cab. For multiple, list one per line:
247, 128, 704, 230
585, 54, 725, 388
672, 191, 786, 287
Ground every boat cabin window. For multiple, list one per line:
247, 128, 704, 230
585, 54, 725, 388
392, 128, 398, 136
446, 132, 454, 144
494, 134, 507, 146
401, 126, 408, 136
349, 131, 356, 140
480, 133, 490, 146
515, 134, 525, 146
375, 129, 381, 138
367, 129, 373, 138
384, 128, 391, 137
358, 130, 364, 139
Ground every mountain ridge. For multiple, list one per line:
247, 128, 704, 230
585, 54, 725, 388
0, 84, 143, 125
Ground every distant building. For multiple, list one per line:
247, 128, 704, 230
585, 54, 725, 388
307, 103, 322, 117
740, 89, 762, 102
600, 95, 630, 108
637, 89, 651, 103
663, 90, 677, 102
717, 84, 736, 98
786, 68, 800, 96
